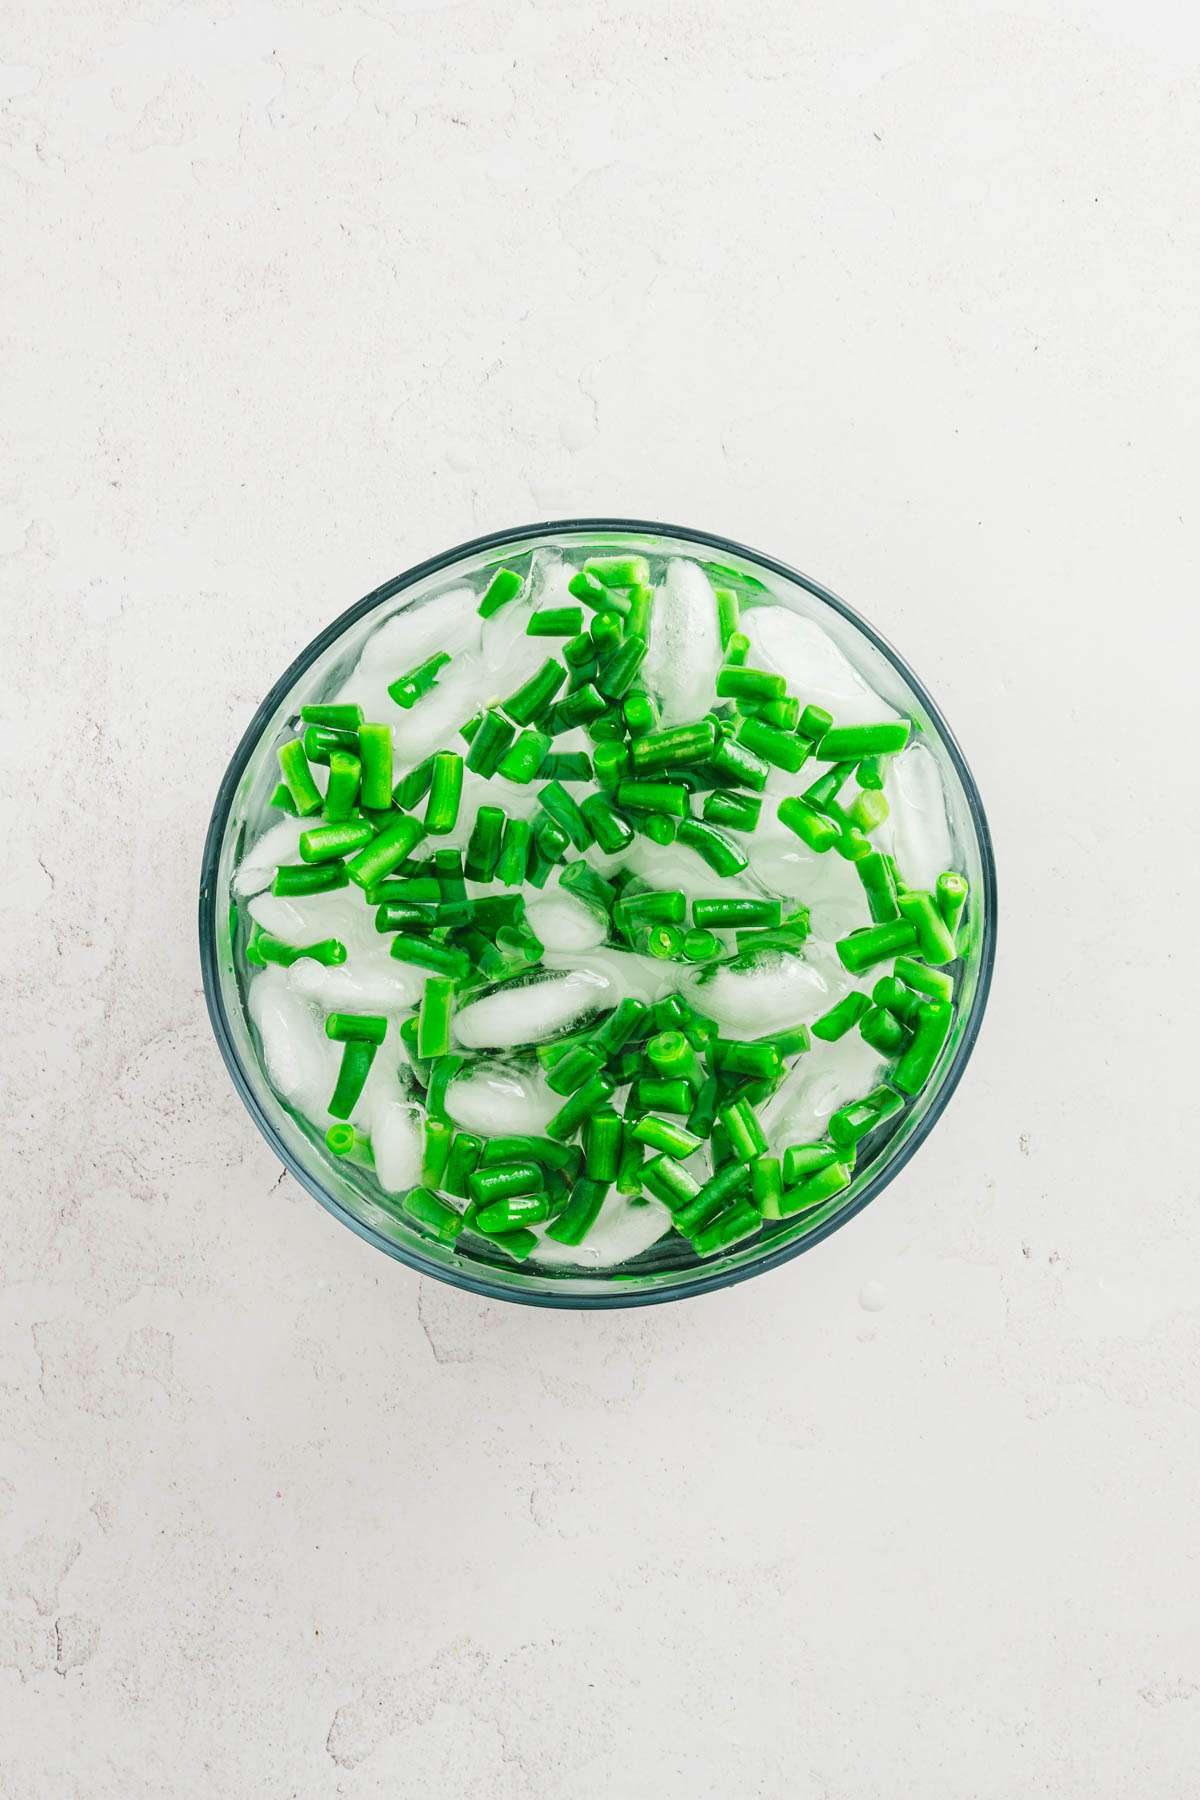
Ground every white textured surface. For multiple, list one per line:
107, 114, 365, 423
3, 2, 1198, 1794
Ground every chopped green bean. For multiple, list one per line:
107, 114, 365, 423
779, 1160, 852, 1216
277, 738, 324, 816
629, 719, 718, 771
417, 975, 455, 1058
692, 897, 780, 929
464, 805, 505, 882
466, 709, 516, 777
893, 1000, 953, 1095
388, 934, 471, 978
345, 813, 426, 888
817, 722, 911, 759
424, 751, 464, 835
328, 1038, 378, 1119
272, 863, 349, 897
584, 553, 650, 588
616, 779, 689, 816
546, 1176, 608, 1245
893, 957, 955, 1003
299, 820, 374, 863
528, 606, 584, 637
895, 890, 957, 965
496, 727, 552, 785
387, 652, 450, 709
478, 567, 524, 618
325, 1013, 388, 1044
701, 789, 762, 832
502, 658, 566, 726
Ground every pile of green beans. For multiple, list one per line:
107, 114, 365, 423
253, 551, 970, 1266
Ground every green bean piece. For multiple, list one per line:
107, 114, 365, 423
871, 975, 924, 1024
461, 805, 504, 884
583, 1109, 623, 1181
590, 740, 628, 794
502, 658, 566, 726
328, 1038, 379, 1120
685, 1076, 720, 1140
854, 850, 900, 923
644, 1030, 702, 1083
590, 996, 649, 1057
299, 820, 374, 863
421, 751, 463, 836
324, 1013, 388, 1044
388, 934, 471, 978
584, 553, 650, 588
546, 1044, 605, 1097
709, 734, 769, 791
681, 927, 721, 962
589, 610, 624, 655
416, 975, 455, 1059
567, 569, 609, 610
828, 1086, 903, 1148
467, 1160, 543, 1208
893, 1000, 953, 1095
528, 606, 584, 637
641, 1154, 702, 1210
496, 727, 552, 785
324, 1122, 374, 1167
272, 863, 349, 897
816, 721, 912, 759
633, 1077, 692, 1114
302, 724, 359, 765
734, 716, 810, 773
675, 818, 748, 876
779, 1160, 852, 1217
629, 718, 718, 772
374, 899, 435, 932
399, 1186, 464, 1243
808, 992, 870, 1044
537, 754, 592, 785
387, 652, 450, 709
692, 896, 780, 930
716, 665, 787, 702
531, 812, 570, 868
856, 753, 887, 789
546, 682, 606, 733
614, 1134, 645, 1194
245, 927, 347, 972
936, 871, 969, 936
538, 781, 591, 851
836, 919, 918, 974
719, 1097, 768, 1163
558, 859, 618, 917
616, 779, 688, 817
439, 1131, 482, 1199
269, 782, 298, 813
545, 1176, 607, 1245
895, 890, 957, 965
546, 1072, 616, 1142
805, 763, 859, 813
723, 632, 750, 667
367, 874, 440, 905
420, 1117, 453, 1188
779, 1143, 837, 1185
393, 755, 434, 812
593, 632, 646, 700
625, 583, 655, 641
301, 703, 363, 730
846, 788, 889, 834
701, 789, 762, 833
893, 957, 955, 1003
562, 631, 595, 672
478, 567, 524, 618
480, 1136, 579, 1176
760, 696, 800, 731
621, 889, 687, 926
689, 1201, 761, 1256
791, 704, 829, 744
465, 709, 517, 777
768, 1023, 811, 1059
859, 1004, 907, 1055
709, 1038, 781, 1079
750, 1155, 784, 1220
642, 922, 686, 958
623, 691, 659, 738
277, 738, 324, 816
715, 586, 740, 648
345, 813, 426, 888
571, 793, 627, 855
353, 723, 392, 811
674, 1161, 751, 1237
631, 1115, 703, 1159
320, 749, 361, 822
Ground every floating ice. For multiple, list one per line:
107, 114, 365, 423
248, 886, 379, 954
878, 743, 954, 890
686, 949, 841, 1035
356, 585, 479, 678
525, 889, 609, 953
759, 1031, 885, 1153
287, 950, 425, 1013
248, 969, 338, 1117
541, 947, 677, 1006
445, 1062, 561, 1136
530, 1191, 673, 1269
454, 966, 614, 1049
743, 605, 903, 729
744, 830, 866, 942
370, 1099, 424, 1193
641, 558, 722, 726
234, 816, 307, 898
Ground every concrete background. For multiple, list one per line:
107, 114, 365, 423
3, 1, 1198, 1794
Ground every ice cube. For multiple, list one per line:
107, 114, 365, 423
248, 886, 379, 954
745, 829, 868, 941
759, 1031, 885, 1153
743, 605, 903, 728
370, 1098, 424, 1193
612, 836, 761, 905
445, 1062, 561, 1137
454, 966, 615, 1048
541, 947, 677, 1007
248, 968, 339, 1116
234, 816, 307, 898
356, 585, 479, 677
525, 888, 609, 953
876, 743, 954, 890
684, 948, 840, 1035
641, 558, 721, 726
287, 949, 425, 1012
529, 1191, 673, 1269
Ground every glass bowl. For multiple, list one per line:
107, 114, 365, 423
199, 520, 996, 1308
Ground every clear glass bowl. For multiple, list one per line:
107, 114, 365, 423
199, 520, 996, 1308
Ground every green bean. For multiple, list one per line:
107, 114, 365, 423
478, 567, 524, 618
502, 658, 566, 726
324, 1013, 388, 1044
301, 703, 364, 730
528, 606, 584, 637
387, 652, 450, 709
893, 1001, 953, 1095
345, 813, 426, 888
328, 1038, 378, 1120
357, 724, 394, 810
464, 805, 505, 882
424, 752, 464, 835
466, 709, 517, 777
545, 1176, 608, 1245
277, 738, 324, 816
272, 863, 348, 897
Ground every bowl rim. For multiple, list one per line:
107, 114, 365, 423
199, 517, 997, 1309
